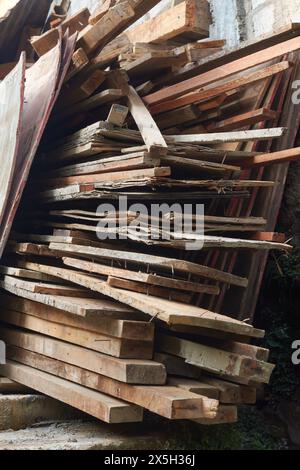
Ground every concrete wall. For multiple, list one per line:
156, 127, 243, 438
244, 0, 300, 39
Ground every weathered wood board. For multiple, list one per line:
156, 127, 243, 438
0, 54, 25, 228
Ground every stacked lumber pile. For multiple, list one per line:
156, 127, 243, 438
0, 1, 299, 427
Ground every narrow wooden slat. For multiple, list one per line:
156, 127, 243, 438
144, 37, 300, 106
149, 61, 291, 114
241, 146, 300, 168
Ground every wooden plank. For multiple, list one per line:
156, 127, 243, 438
31, 8, 90, 56
0, 266, 60, 283
108, 70, 168, 155
89, 0, 116, 24
107, 277, 193, 303
97, 0, 210, 63
164, 128, 286, 144
65, 48, 89, 82
207, 108, 278, 132
0, 361, 143, 424
168, 377, 220, 400
17, 261, 264, 338
6, 347, 218, 420
157, 333, 274, 383
123, 53, 184, 78
193, 405, 237, 425
159, 155, 239, 174
78, 2, 135, 56
55, 89, 124, 121
0, 294, 154, 341
241, 146, 300, 168
0, 288, 138, 320
0, 328, 166, 385
47, 153, 160, 177
44, 167, 171, 188
149, 61, 291, 114
198, 377, 241, 403
157, 104, 201, 130
251, 232, 286, 243
0, 55, 25, 228
58, 69, 106, 107
154, 352, 202, 380
1, 276, 96, 298
144, 36, 300, 106
46, 243, 249, 287
62, 257, 220, 295
156, 22, 300, 87
0, 309, 153, 359
107, 104, 129, 127
90, 0, 162, 27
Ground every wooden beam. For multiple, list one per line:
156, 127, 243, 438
108, 70, 168, 155
58, 69, 106, 107
0, 328, 166, 384
45, 243, 249, 287
241, 146, 300, 168
1, 275, 94, 298
7, 347, 219, 420
193, 405, 238, 425
0, 293, 153, 341
0, 287, 138, 320
106, 276, 193, 303
16, 261, 264, 339
107, 104, 129, 126
207, 108, 278, 132
155, 22, 300, 87
31, 8, 90, 56
97, 0, 210, 62
157, 333, 274, 383
144, 36, 300, 106
168, 377, 220, 400
54, 88, 124, 121
0, 361, 143, 424
62, 257, 220, 295
164, 128, 286, 144
77, 2, 135, 56
65, 48, 89, 82
0, 309, 153, 359
43, 167, 170, 188
149, 61, 291, 114
154, 352, 202, 380
251, 232, 286, 243
89, 0, 116, 24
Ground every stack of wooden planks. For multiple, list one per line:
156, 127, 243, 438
0, 0, 299, 427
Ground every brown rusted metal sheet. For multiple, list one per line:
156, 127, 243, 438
0, 53, 25, 226
0, 31, 77, 258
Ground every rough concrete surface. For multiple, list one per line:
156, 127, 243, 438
0, 420, 169, 450
0, 394, 81, 431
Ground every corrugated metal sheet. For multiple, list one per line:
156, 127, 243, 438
0, 0, 51, 63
